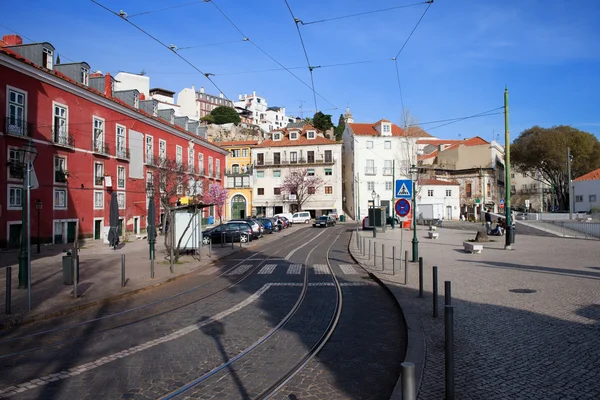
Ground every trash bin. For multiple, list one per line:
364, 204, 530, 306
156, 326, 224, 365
507, 225, 516, 244
208, 216, 215, 225
62, 252, 80, 285
340, 215, 346, 223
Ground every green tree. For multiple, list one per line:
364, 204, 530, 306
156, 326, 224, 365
200, 114, 214, 124
511, 125, 600, 211
312, 111, 333, 132
334, 113, 345, 141
210, 106, 241, 125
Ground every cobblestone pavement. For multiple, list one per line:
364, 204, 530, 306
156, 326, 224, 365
351, 224, 600, 400
0, 225, 406, 399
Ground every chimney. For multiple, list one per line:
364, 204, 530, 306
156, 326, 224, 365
139, 93, 146, 100
1, 34, 23, 47
238, 94, 243, 101
191, 84, 195, 91
219, 92, 223, 99
104, 72, 113, 98
200, 87, 204, 94
295, 117, 301, 122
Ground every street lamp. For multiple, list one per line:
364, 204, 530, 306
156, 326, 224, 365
35, 199, 43, 254
371, 189, 377, 238
409, 164, 419, 262
146, 183, 156, 278
18, 140, 38, 294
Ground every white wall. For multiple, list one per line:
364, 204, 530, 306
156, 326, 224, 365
417, 184, 461, 220
114, 72, 150, 97
573, 179, 600, 212
176, 87, 199, 119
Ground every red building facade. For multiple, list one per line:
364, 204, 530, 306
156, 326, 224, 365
0, 35, 226, 248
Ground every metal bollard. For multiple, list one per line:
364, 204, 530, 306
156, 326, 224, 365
381, 244, 385, 271
404, 250, 408, 284
374, 243, 377, 267
401, 362, 417, 400
232, 233, 235, 249
433, 266, 439, 317
121, 254, 126, 287
445, 305, 455, 400
5, 266, 11, 315
419, 257, 424, 298
209, 237, 212, 256
151, 252, 155, 279
368, 240, 371, 260
362, 237, 366, 256
356, 229, 360, 249
445, 281, 452, 305
73, 253, 78, 299
404, 250, 408, 272
240, 230, 243, 248
392, 246, 396, 275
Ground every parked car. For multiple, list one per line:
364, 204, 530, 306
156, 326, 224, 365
313, 215, 336, 228
258, 218, 276, 233
229, 219, 262, 239
202, 223, 252, 245
245, 218, 264, 235
292, 211, 312, 224
386, 215, 401, 225
279, 216, 291, 228
271, 217, 286, 230
328, 212, 339, 221
274, 213, 294, 226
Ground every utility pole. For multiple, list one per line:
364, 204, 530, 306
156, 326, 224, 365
391, 160, 395, 229
567, 147, 572, 219
504, 87, 513, 250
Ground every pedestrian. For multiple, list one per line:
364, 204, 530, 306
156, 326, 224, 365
485, 209, 492, 234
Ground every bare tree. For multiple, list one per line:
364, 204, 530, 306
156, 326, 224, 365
280, 168, 325, 211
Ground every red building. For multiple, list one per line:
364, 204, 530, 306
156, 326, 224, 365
0, 34, 227, 248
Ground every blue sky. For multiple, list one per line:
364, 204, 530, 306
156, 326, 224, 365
3, 0, 600, 141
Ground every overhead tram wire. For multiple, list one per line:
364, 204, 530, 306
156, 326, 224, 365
127, 0, 206, 18
177, 38, 249, 51
410, 107, 505, 127
0, 23, 77, 63
90, 0, 230, 101
299, 1, 431, 26
207, 0, 337, 111
421, 110, 504, 132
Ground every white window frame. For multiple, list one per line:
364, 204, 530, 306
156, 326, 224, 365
176, 177, 183, 195
446, 189, 452, 196
208, 156, 214, 177
81, 66, 89, 86
158, 139, 166, 163
366, 141, 373, 149
94, 162, 104, 187
257, 171, 264, 178
8, 146, 24, 181
290, 132, 298, 140
146, 171, 154, 187
94, 191, 104, 209
43, 47, 53, 69
198, 153, 204, 175
52, 101, 68, 143
117, 192, 126, 210
117, 165, 126, 189
427, 189, 434, 197
242, 149, 248, 157
325, 186, 333, 195
216, 159, 221, 178
54, 155, 67, 185
384, 140, 391, 149
116, 124, 127, 158
54, 188, 67, 210
7, 185, 23, 210
93, 116, 105, 152
383, 124, 391, 133
273, 169, 281, 178
6, 86, 28, 136
273, 133, 281, 141
145, 134, 154, 165
367, 181, 375, 191
385, 182, 392, 190
307, 131, 316, 139
176, 145, 183, 167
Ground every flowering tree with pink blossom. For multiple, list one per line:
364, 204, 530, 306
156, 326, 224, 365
202, 183, 229, 223
280, 168, 325, 212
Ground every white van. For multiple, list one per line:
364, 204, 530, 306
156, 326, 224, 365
292, 211, 312, 224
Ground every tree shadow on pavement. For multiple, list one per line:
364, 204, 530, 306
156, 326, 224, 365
458, 259, 600, 281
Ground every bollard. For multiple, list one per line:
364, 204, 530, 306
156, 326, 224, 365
401, 362, 416, 400
5, 266, 11, 315
374, 243, 377, 268
209, 237, 212, 256
445, 280, 452, 305
392, 246, 396, 276
356, 229, 360, 250
121, 254, 126, 287
368, 240, 371, 260
433, 266, 439, 317
239, 229, 243, 248
73, 252, 78, 299
445, 305, 455, 400
232, 232, 235, 249
418, 257, 424, 298
404, 250, 408, 272
151, 247, 155, 279
362, 237, 366, 256
381, 244, 385, 271
404, 251, 408, 284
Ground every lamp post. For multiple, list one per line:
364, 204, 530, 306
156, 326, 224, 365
409, 164, 419, 262
146, 183, 156, 278
371, 190, 377, 238
35, 199, 43, 254
567, 147, 573, 219
18, 140, 38, 292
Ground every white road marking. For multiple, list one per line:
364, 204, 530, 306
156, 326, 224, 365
226, 264, 253, 275
284, 229, 327, 260
287, 264, 302, 275
199, 267, 220, 275
313, 264, 330, 275
258, 264, 277, 275
339, 264, 358, 275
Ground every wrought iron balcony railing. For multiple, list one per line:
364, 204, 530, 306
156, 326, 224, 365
5, 117, 31, 137
116, 147, 130, 161
364, 167, 377, 176
52, 130, 75, 148
254, 156, 335, 167
93, 141, 111, 156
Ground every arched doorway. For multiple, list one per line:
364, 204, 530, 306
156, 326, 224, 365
231, 194, 247, 219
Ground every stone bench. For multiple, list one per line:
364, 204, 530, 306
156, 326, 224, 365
463, 241, 483, 254
428, 231, 439, 239
429, 225, 437, 231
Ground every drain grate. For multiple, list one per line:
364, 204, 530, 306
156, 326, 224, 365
509, 288, 537, 294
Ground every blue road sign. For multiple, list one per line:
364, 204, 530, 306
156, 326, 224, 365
500, 198, 505, 204
395, 179, 412, 198
395, 199, 411, 217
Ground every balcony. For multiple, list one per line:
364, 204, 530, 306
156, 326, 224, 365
55, 170, 68, 183
382, 167, 393, 176
254, 156, 335, 168
225, 166, 253, 176
188, 166, 195, 174
116, 147, 130, 161
146, 155, 156, 167
8, 160, 25, 179
52, 130, 75, 149
364, 167, 377, 176
93, 141, 111, 157
197, 168, 205, 176
5, 117, 31, 138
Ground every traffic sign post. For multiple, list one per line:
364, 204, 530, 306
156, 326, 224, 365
395, 179, 412, 199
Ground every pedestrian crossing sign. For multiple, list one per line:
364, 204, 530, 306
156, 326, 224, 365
395, 179, 412, 198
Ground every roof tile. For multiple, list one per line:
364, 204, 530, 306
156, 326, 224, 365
574, 167, 600, 182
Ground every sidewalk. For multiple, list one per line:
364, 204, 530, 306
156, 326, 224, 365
0, 226, 302, 329
349, 224, 600, 399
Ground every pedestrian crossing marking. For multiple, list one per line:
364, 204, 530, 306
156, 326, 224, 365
287, 264, 302, 274
226, 264, 253, 275
339, 264, 358, 275
397, 183, 410, 197
313, 264, 330, 275
199, 266, 220, 275
258, 264, 277, 275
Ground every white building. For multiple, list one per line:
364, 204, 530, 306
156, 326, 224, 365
114, 72, 183, 115
234, 91, 294, 132
573, 168, 600, 213
177, 85, 233, 120
250, 123, 342, 217
417, 179, 461, 221
341, 108, 432, 221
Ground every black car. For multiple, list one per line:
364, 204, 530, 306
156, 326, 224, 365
202, 223, 253, 245
313, 215, 336, 228
229, 219, 262, 239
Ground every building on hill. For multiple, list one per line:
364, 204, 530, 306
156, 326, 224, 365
251, 125, 342, 217
176, 85, 234, 121
234, 92, 294, 132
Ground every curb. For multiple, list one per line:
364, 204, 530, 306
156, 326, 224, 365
348, 230, 426, 400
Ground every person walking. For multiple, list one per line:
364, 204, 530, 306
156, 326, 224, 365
485, 209, 492, 234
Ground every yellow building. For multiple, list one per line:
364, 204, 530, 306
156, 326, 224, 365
220, 141, 258, 220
